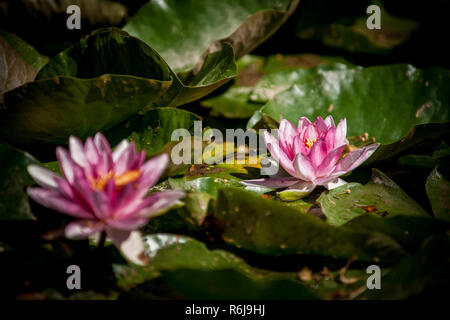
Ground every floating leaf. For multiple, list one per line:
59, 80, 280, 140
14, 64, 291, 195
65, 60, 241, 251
0, 29, 172, 147
248, 64, 450, 161
0, 144, 37, 220
296, 1, 419, 54
425, 168, 450, 223
318, 169, 430, 227
213, 188, 406, 262
361, 233, 450, 299
124, 0, 299, 107
141, 233, 315, 299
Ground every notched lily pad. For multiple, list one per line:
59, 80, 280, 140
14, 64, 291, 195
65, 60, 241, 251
318, 169, 430, 227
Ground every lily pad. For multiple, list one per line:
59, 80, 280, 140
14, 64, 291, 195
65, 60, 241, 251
425, 168, 450, 223
0, 144, 37, 220
213, 187, 406, 262
0, 29, 173, 147
141, 233, 315, 299
201, 53, 352, 118
105, 107, 201, 156
361, 232, 450, 299
248, 64, 450, 161
123, 0, 299, 107
296, 1, 419, 54
318, 169, 430, 227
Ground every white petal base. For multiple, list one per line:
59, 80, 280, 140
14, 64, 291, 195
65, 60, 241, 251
277, 181, 315, 201
324, 178, 347, 190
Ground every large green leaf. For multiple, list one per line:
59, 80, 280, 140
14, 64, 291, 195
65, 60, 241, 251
213, 187, 406, 262
124, 0, 297, 73
0, 144, 37, 220
201, 53, 352, 119
105, 107, 201, 156
318, 169, 430, 227
425, 168, 450, 223
361, 232, 450, 299
0, 29, 172, 146
296, 1, 419, 54
140, 233, 315, 299
248, 64, 450, 161
123, 0, 299, 107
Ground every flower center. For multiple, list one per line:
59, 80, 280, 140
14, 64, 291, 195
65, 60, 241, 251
305, 138, 317, 150
89, 170, 141, 191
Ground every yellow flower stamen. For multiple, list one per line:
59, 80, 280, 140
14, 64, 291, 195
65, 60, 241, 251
114, 170, 141, 188
305, 138, 317, 149
89, 170, 141, 191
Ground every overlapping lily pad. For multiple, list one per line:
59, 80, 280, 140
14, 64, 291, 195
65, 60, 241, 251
213, 187, 406, 262
248, 64, 450, 161
0, 29, 172, 147
0, 144, 37, 220
318, 169, 430, 227
118, 233, 316, 299
123, 0, 299, 107
425, 168, 450, 223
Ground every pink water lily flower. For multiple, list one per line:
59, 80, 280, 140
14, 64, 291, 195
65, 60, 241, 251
244, 116, 379, 197
27, 133, 184, 245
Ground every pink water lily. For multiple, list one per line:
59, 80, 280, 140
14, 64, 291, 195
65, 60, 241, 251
27, 133, 184, 245
244, 116, 379, 196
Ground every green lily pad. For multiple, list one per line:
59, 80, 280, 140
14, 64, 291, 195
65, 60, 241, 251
105, 107, 201, 156
425, 168, 450, 223
124, 0, 297, 73
213, 187, 406, 262
0, 144, 37, 220
201, 53, 352, 118
361, 232, 450, 299
248, 64, 450, 160
0, 29, 172, 147
141, 233, 315, 299
318, 169, 430, 227
296, 1, 419, 54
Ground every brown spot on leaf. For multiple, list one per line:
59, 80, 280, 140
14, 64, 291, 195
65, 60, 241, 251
416, 102, 432, 118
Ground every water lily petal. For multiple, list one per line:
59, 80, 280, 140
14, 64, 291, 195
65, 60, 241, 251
264, 131, 296, 176
114, 141, 138, 175
278, 119, 298, 159
27, 164, 58, 189
112, 139, 130, 162
324, 115, 335, 128
107, 229, 148, 266
324, 178, 347, 190
106, 216, 148, 230
69, 136, 87, 168
309, 139, 328, 167
293, 153, 316, 181
324, 126, 336, 152
241, 176, 299, 189
335, 143, 380, 173
84, 137, 100, 167
139, 153, 169, 189
94, 132, 113, 173
136, 190, 185, 218
316, 144, 345, 177
27, 187, 94, 219
277, 180, 315, 201
65, 220, 105, 240
56, 147, 77, 183
297, 117, 312, 132
314, 116, 329, 134
334, 118, 347, 147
